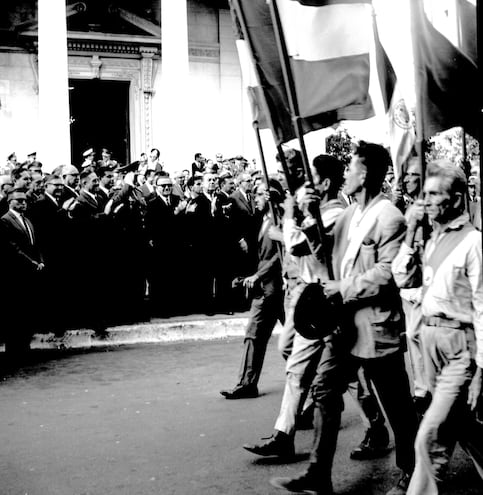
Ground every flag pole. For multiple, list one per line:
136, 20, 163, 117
253, 120, 279, 226
266, 0, 334, 280
477, 0, 483, 236
410, 0, 427, 181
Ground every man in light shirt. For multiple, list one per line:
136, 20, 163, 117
392, 160, 483, 495
271, 142, 417, 495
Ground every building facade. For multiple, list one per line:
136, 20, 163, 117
0, 0, 257, 171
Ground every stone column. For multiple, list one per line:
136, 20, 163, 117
140, 47, 157, 153
38, 0, 71, 170
160, 0, 190, 173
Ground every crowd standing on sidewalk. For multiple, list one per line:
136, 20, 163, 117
1, 142, 483, 494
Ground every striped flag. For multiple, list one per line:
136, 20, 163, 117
410, 0, 478, 138
229, 0, 375, 145
372, 7, 415, 180
277, 0, 375, 121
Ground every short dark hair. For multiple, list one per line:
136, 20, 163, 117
312, 154, 345, 197
194, 152, 202, 160
353, 141, 392, 193
80, 168, 97, 183
11, 167, 29, 182
150, 148, 160, 158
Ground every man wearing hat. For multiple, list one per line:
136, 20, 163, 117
81, 148, 96, 169
0, 188, 44, 359
1, 152, 17, 175
26, 152, 36, 165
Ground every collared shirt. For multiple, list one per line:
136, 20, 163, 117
84, 190, 98, 204
392, 213, 483, 368
45, 192, 58, 207
283, 199, 344, 284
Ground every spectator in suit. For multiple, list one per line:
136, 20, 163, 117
139, 169, 156, 201
145, 176, 186, 316
214, 174, 238, 312
231, 172, 261, 278
27, 174, 69, 334
221, 180, 285, 399
148, 148, 163, 174
0, 188, 44, 359
97, 166, 115, 210
60, 164, 80, 208
69, 169, 108, 333
192, 152, 205, 177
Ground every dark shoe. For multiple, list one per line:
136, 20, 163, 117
350, 425, 390, 460
386, 472, 411, 495
243, 431, 294, 457
270, 470, 332, 494
220, 385, 258, 399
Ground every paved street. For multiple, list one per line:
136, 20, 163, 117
0, 338, 481, 495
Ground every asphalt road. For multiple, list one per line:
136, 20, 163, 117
0, 339, 481, 495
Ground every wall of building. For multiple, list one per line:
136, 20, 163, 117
0, 52, 40, 163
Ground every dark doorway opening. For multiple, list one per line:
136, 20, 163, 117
69, 79, 130, 168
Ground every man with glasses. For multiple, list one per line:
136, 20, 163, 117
0, 188, 44, 360
145, 175, 186, 316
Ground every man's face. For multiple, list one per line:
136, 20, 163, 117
403, 161, 422, 197
30, 177, 45, 195
222, 178, 235, 195
254, 184, 268, 212
423, 176, 458, 224
150, 150, 159, 162
239, 175, 253, 193
101, 171, 115, 189
9, 194, 27, 213
156, 180, 172, 197
216, 154, 223, 163
84, 173, 100, 193
343, 156, 365, 196
64, 172, 79, 189
16, 171, 32, 189
191, 179, 203, 196
175, 175, 185, 187
1, 179, 13, 197
102, 151, 111, 161
46, 179, 64, 199
203, 174, 218, 193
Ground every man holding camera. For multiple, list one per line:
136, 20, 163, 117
392, 160, 483, 495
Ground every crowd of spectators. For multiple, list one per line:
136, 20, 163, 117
0, 148, 267, 355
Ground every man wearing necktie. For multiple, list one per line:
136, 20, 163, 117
0, 188, 44, 360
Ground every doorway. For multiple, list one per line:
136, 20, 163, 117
69, 79, 130, 168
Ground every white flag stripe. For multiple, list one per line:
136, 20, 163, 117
277, 1, 373, 61
236, 39, 259, 89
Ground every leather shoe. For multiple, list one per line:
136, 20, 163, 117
220, 385, 258, 399
350, 424, 390, 460
270, 470, 332, 494
243, 431, 294, 457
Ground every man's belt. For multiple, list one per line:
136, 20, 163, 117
422, 315, 473, 330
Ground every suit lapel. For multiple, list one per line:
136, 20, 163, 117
6, 211, 32, 243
